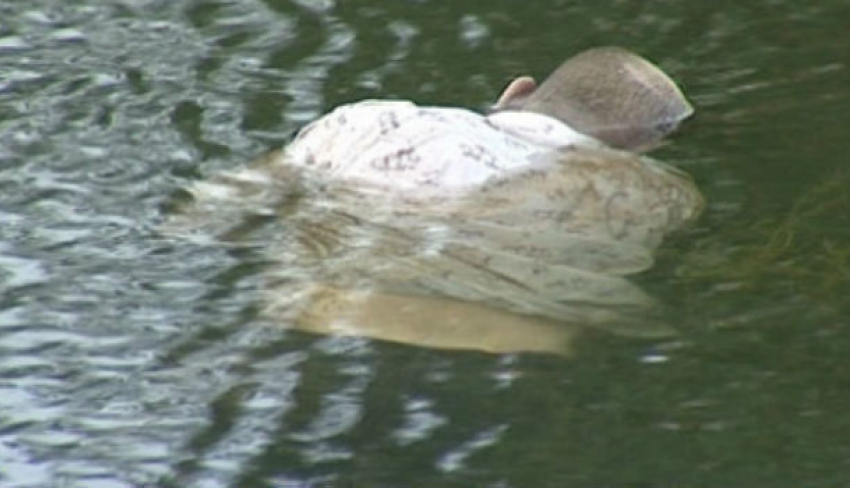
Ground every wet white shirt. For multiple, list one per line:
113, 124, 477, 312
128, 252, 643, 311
172, 98, 703, 336
284, 100, 600, 192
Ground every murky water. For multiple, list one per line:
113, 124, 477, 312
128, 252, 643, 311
1, 1, 848, 487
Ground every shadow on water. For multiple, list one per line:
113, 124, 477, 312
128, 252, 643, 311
0, 0, 848, 487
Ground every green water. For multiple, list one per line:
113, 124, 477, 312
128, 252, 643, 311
1, 1, 848, 486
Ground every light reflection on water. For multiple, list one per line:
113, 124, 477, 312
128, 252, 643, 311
0, 0, 848, 486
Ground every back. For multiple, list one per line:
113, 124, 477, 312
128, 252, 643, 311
285, 100, 590, 192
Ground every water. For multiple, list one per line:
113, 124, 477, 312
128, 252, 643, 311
1, 0, 848, 486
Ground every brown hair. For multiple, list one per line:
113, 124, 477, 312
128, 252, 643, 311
517, 47, 693, 151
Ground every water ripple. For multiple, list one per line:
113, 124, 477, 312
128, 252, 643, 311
0, 0, 848, 486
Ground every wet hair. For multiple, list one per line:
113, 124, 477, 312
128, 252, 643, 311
517, 47, 693, 151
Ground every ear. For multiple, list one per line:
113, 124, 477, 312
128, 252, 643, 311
521, 47, 693, 151
494, 76, 537, 109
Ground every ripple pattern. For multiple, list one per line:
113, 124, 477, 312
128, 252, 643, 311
1, 0, 848, 487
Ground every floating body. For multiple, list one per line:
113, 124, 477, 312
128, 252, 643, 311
169, 47, 704, 354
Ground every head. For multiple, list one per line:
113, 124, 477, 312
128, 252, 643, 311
494, 47, 693, 152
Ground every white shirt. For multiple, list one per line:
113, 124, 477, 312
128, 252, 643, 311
269, 99, 703, 255
285, 100, 600, 193
173, 99, 704, 335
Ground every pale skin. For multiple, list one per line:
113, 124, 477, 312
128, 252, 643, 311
281, 284, 579, 356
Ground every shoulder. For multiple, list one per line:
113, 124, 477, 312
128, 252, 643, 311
486, 110, 600, 148
321, 100, 486, 129
323, 99, 418, 124
291, 99, 440, 145
290, 100, 488, 152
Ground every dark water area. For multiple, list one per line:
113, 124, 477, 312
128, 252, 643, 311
1, 1, 848, 487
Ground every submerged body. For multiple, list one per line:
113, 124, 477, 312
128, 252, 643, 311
281, 97, 702, 253
170, 47, 704, 354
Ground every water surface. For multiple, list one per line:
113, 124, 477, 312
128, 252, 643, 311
1, 0, 848, 486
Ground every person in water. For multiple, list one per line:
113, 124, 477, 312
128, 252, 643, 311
278, 46, 702, 255
284, 47, 694, 194
175, 47, 704, 354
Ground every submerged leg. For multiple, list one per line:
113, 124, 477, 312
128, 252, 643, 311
283, 284, 577, 356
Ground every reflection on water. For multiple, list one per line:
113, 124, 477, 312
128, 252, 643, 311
1, 0, 848, 486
